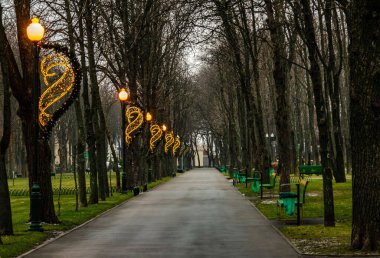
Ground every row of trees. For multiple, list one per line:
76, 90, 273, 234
188, 0, 379, 251
0, 0, 198, 241
0, 0, 378, 252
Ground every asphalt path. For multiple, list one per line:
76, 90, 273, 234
23, 168, 299, 258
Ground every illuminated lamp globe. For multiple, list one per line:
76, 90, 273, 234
162, 124, 167, 132
118, 88, 129, 102
146, 112, 152, 122
27, 18, 45, 42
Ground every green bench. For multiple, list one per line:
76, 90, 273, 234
298, 165, 323, 177
260, 171, 277, 199
277, 179, 309, 225
248, 170, 277, 199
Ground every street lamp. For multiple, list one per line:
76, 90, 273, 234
27, 17, 45, 232
118, 88, 129, 194
162, 124, 167, 132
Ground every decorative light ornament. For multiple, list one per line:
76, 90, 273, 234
125, 106, 144, 145
149, 124, 163, 152
27, 18, 45, 42
39, 53, 75, 127
172, 136, 181, 156
146, 112, 152, 122
164, 131, 174, 154
38, 43, 82, 139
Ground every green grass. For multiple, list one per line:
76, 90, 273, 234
0, 175, 174, 258
234, 175, 378, 256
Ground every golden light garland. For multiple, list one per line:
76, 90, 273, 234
150, 124, 163, 152
172, 136, 181, 156
164, 131, 174, 154
125, 106, 144, 145
39, 53, 75, 127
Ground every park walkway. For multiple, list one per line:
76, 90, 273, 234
23, 168, 299, 258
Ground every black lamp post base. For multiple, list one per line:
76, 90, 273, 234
133, 187, 140, 196
29, 183, 43, 232
29, 223, 44, 232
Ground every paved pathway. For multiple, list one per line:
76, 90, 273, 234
23, 168, 299, 258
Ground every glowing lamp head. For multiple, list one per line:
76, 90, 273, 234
27, 18, 45, 42
162, 124, 167, 132
118, 88, 129, 102
146, 112, 152, 122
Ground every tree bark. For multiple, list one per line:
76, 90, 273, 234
0, 4, 13, 234
264, 0, 294, 189
347, 0, 380, 251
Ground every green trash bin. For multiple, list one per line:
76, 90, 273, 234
279, 192, 297, 216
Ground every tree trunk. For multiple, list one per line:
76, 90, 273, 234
298, 0, 335, 227
106, 129, 120, 191
264, 0, 293, 189
324, 0, 346, 183
347, 0, 380, 251
0, 6, 13, 233
79, 0, 98, 204
64, 0, 87, 207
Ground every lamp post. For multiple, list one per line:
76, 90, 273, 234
27, 18, 45, 232
265, 133, 271, 162
270, 133, 276, 160
118, 88, 129, 194
144, 112, 153, 191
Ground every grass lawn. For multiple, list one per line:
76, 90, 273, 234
0, 174, 174, 258
234, 174, 379, 256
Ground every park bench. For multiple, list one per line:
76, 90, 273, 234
247, 170, 261, 193
260, 171, 277, 199
216, 165, 227, 173
232, 167, 247, 185
277, 179, 309, 225
233, 168, 239, 185
298, 165, 323, 177
238, 169, 247, 183
248, 170, 277, 199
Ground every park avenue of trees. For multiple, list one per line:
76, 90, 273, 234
0, 0, 379, 252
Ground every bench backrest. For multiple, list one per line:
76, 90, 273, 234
298, 165, 323, 174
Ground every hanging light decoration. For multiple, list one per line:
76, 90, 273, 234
38, 43, 82, 140
172, 136, 181, 156
39, 53, 75, 127
149, 124, 163, 152
164, 131, 174, 154
125, 106, 144, 145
